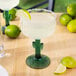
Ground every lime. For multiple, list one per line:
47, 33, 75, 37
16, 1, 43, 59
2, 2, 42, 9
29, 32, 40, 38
16, 9, 31, 20
10, 14, 16, 21
9, 8, 16, 21
61, 56, 76, 68
5, 25, 21, 38
67, 19, 76, 33
67, 3, 76, 17
54, 63, 66, 75
9, 8, 16, 15
60, 14, 72, 26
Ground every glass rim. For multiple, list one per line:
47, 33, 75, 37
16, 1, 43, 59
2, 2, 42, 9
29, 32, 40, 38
27, 8, 56, 19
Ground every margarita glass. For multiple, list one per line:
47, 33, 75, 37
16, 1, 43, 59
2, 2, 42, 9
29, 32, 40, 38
0, 0, 19, 57
20, 9, 56, 69
0, 0, 19, 26
0, 21, 5, 58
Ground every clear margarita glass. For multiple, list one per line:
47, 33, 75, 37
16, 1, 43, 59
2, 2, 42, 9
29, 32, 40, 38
20, 9, 56, 69
0, 0, 20, 58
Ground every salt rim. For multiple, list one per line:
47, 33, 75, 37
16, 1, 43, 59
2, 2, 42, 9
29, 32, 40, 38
28, 8, 56, 19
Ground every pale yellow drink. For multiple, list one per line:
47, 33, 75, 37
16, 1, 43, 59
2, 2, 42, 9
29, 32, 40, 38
0, 0, 19, 10
21, 12, 56, 39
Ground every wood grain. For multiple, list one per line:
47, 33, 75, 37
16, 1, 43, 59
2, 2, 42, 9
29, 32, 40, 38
0, 13, 76, 76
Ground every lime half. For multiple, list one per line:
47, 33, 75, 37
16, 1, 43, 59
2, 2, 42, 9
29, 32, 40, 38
16, 9, 31, 20
61, 56, 76, 68
54, 63, 66, 75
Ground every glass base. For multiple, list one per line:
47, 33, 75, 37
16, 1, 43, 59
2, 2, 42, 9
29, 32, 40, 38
26, 55, 50, 69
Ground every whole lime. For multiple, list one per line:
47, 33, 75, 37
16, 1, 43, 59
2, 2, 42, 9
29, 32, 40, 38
67, 19, 76, 33
61, 56, 76, 68
9, 8, 16, 21
60, 14, 72, 26
67, 3, 76, 17
10, 14, 16, 21
5, 25, 21, 38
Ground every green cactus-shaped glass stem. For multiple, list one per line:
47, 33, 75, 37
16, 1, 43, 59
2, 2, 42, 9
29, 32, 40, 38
26, 39, 50, 69
33, 39, 43, 59
4, 11, 10, 26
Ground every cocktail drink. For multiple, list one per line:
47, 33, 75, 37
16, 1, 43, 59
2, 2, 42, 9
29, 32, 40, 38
20, 9, 56, 69
0, 0, 19, 26
0, 0, 19, 10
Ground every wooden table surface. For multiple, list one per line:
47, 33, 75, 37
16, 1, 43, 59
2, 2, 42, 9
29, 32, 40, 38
0, 13, 76, 76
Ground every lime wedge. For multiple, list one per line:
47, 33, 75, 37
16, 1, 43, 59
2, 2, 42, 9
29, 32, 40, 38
16, 9, 31, 20
54, 63, 66, 75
